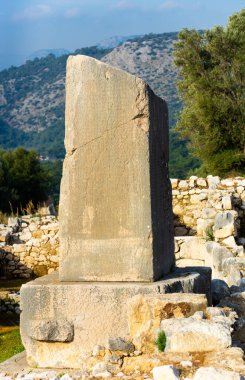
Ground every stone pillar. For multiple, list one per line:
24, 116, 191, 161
59, 55, 174, 282
20, 57, 211, 369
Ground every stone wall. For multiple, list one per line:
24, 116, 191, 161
172, 176, 245, 286
0, 176, 244, 285
171, 176, 245, 241
0, 215, 58, 279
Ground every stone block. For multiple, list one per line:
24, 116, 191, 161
213, 212, 237, 239
193, 367, 244, 380
223, 236, 237, 248
171, 179, 179, 189
59, 55, 174, 282
197, 218, 214, 237
152, 365, 180, 380
20, 270, 210, 368
222, 196, 232, 210
30, 319, 74, 342
205, 241, 233, 273
160, 317, 231, 352
127, 292, 207, 352
176, 237, 207, 260
176, 259, 205, 267
207, 175, 220, 189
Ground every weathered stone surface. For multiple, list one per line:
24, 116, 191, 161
127, 293, 207, 352
59, 55, 174, 282
176, 237, 206, 261
20, 270, 211, 368
176, 258, 205, 267
30, 319, 74, 342
160, 317, 231, 352
174, 226, 188, 236
223, 236, 237, 248
213, 212, 237, 239
207, 175, 220, 189
193, 367, 244, 380
203, 347, 245, 375
222, 258, 245, 286
212, 279, 230, 305
205, 242, 233, 275
222, 196, 232, 210
206, 307, 226, 319
197, 218, 214, 237
108, 338, 134, 353
152, 365, 180, 380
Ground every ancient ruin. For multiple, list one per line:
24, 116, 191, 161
15, 56, 245, 378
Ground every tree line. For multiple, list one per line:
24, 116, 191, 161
174, 8, 245, 176
0, 148, 62, 214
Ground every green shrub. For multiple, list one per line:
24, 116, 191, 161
205, 227, 214, 241
155, 331, 166, 352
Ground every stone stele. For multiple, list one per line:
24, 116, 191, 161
20, 57, 211, 370
59, 55, 174, 282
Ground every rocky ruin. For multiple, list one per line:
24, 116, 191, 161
18, 56, 211, 372
0, 57, 245, 379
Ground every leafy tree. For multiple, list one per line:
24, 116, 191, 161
174, 9, 245, 176
42, 159, 63, 205
0, 148, 52, 213
169, 130, 200, 178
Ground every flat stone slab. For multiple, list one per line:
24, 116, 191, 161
20, 269, 211, 369
0, 352, 28, 372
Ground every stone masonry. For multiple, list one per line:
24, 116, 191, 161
0, 215, 59, 279
0, 176, 244, 286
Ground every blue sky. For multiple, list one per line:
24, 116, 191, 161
0, 0, 244, 70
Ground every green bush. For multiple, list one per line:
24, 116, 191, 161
0, 147, 52, 213
155, 331, 166, 352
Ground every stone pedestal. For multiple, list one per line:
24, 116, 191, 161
20, 269, 210, 369
20, 57, 203, 371
59, 55, 174, 282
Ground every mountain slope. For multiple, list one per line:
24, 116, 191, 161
0, 33, 199, 176
102, 32, 180, 127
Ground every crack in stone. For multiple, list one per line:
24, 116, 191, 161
66, 114, 149, 157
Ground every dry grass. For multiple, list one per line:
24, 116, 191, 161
0, 211, 9, 224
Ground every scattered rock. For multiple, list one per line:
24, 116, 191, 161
213, 212, 237, 239
193, 367, 244, 380
160, 317, 232, 352
108, 338, 135, 354
92, 362, 108, 376
212, 279, 230, 305
152, 365, 180, 380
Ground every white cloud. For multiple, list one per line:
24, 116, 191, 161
64, 7, 81, 18
113, 1, 136, 10
159, 1, 183, 10
13, 4, 53, 21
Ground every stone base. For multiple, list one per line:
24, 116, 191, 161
20, 268, 211, 369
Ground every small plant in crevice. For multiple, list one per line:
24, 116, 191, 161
155, 330, 166, 352
205, 226, 215, 241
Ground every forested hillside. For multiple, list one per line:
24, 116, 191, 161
0, 33, 198, 177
